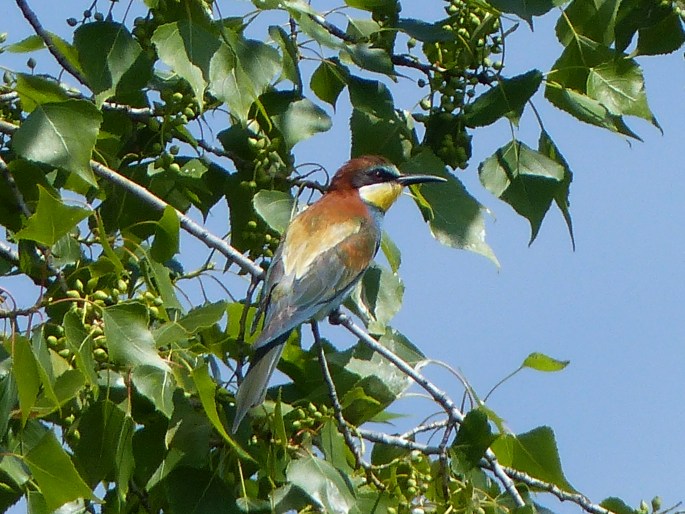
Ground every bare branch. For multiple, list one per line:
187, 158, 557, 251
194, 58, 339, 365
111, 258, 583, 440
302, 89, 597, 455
312, 321, 385, 489
0, 241, 19, 267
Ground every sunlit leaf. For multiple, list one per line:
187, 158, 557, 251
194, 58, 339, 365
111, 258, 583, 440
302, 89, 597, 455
402, 149, 498, 265
132, 365, 175, 418
522, 352, 569, 372
287, 454, 359, 514
24, 432, 94, 512
491, 426, 576, 493
151, 205, 180, 263
103, 303, 170, 372
12, 100, 102, 186
253, 190, 296, 234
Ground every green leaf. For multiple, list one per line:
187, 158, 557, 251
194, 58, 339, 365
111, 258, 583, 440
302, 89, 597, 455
0, 373, 17, 440
267, 95, 333, 149
463, 70, 543, 127
349, 77, 415, 163
452, 409, 498, 470
486, 0, 560, 22
177, 301, 227, 333
547, 86, 641, 139
12, 100, 102, 186
601, 497, 639, 514
348, 264, 403, 334
14, 186, 91, 247
269, 25, 302, 90
401, 149, 498, 265
380, 231, 401, 273
636, 11, 685, 56
15, 74, 69, 112
491, 426, 576, 493
152, 21, 221, 109
478, 141, 567, 243
103, 303, 170, 372
287, 454, 359, 514
9, 335, 40, 425
344, 0, 396, 11
555, 0, 621, 46
6, 34, 45, 53
132, 365, 175, 418
209, 36, 280, 121
190, 363, 253, 461
24, 431, 94, 511
587, 59, 657, 124
395, 18, 455, 42
310, 60, 348, 108
74, 400, 134, 496
73, 21, 152, 105
164, 467, 234, 514
342, 44, 395, 76
253, 190, 295, 234
151, 205, 180, 263
319, 419, 354, 474
538, 131, 575, 248
522, 352, 569, 372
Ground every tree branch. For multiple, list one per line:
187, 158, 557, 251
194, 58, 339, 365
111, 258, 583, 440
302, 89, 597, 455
14, 0, 89, 86
0, 241, 19, 268
329, 311, 526, 508
311, 321, 384, 490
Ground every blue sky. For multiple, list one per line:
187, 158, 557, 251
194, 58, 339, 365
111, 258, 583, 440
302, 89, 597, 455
2, 1, 684, 513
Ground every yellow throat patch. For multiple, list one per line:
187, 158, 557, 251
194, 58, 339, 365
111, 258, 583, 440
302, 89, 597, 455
358, 182, 402, 212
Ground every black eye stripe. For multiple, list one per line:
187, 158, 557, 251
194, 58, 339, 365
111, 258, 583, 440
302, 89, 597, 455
369, 167, 395, 181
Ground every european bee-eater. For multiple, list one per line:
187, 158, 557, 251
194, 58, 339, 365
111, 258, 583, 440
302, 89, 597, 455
232, 155, 446, 432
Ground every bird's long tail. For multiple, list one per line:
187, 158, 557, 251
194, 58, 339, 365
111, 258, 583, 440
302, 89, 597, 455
232, 332, 290, 433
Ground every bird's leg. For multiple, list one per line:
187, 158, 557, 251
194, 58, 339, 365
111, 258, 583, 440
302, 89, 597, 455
327, 308, 343, 325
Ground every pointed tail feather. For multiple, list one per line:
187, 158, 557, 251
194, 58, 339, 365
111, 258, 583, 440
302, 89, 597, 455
232, 332, 289, 433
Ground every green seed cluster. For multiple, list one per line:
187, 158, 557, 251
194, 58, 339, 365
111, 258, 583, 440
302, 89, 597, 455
417, 0, 504, 169
382, 450, 434, 513
291, 402, 331, 431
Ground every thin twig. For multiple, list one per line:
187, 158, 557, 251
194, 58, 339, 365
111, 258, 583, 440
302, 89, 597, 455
330, 311, 525, 508
15, 0, 89, 86
357, 428, 441, 454
0, 241, 19, 267
311, 321, 385, 490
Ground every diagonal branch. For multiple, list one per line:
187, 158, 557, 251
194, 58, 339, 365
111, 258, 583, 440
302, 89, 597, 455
15, 0, 89, 87
329, 310, 526, 508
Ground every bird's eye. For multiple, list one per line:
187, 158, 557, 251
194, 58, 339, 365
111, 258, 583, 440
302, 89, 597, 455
374, 169, 383, 178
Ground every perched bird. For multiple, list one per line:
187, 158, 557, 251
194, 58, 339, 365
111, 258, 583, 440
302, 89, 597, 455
232, 155, 446, 432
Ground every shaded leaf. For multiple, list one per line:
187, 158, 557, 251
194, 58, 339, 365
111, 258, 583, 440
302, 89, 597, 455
319, 419, 354, 474
164, 466, 234, 514
152, 21, 221, 109
261, 92, 332, 149
24, 432, 94, 512
10, 335, 40, 425
395, 18, 455, 42
491, 426, 576, 493
151, 205, 180, 263
402, 149, 498, 265
486, 0, 560, 22
103, 303, 170, 371
538, 131, 575, 248
74, 21, 152, 105
74, 400, 134, 495
269, 25, 302, 90
191, 363, 253, 461
463, 70, 543, 127
555, 0, 621, 46
342, 44, 395, 75
452, 409, 498, 470
12, 100, 102, 186
479, 141, 566, 243
310, 60, 348, 108
253, 190, 295, 234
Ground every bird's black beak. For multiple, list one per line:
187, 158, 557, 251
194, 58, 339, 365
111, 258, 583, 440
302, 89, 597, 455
396, 174, 448, 186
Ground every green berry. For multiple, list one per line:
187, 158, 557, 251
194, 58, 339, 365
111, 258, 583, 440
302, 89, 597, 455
67, 17, 78, 26
27, 58, 36, 70
169, 163, 181, 173
66, 290, 81, 299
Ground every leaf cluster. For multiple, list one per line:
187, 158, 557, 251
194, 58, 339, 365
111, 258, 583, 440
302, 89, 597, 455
0, 0, 682, 512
